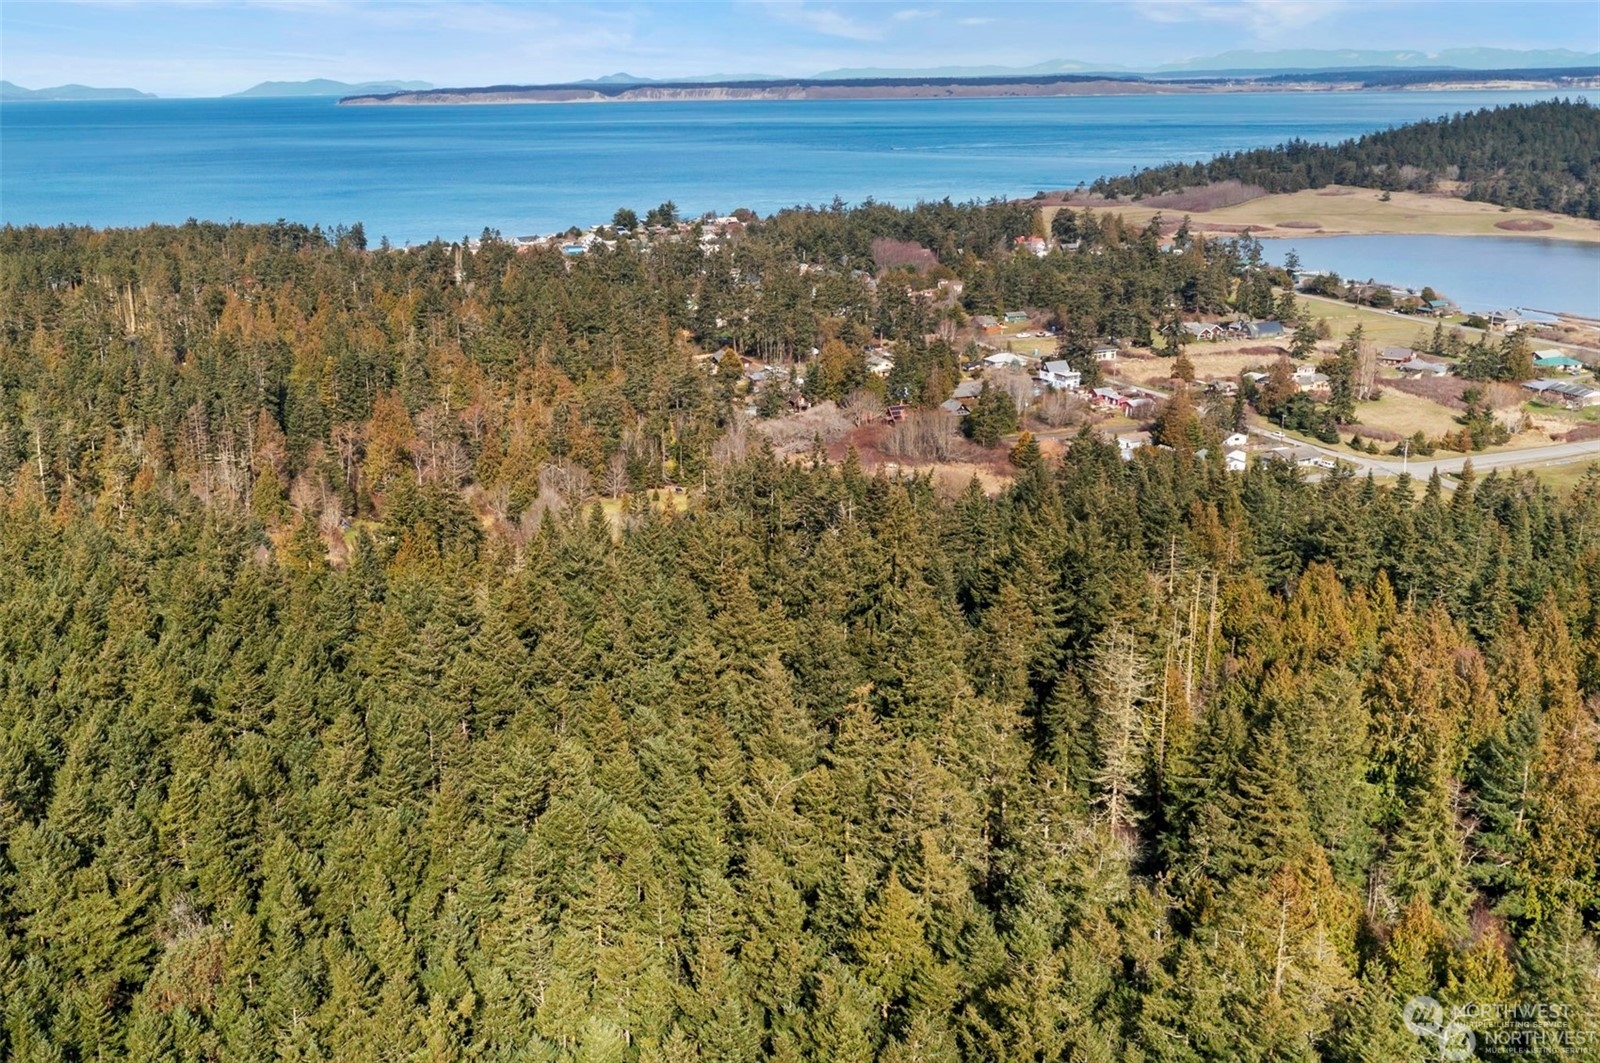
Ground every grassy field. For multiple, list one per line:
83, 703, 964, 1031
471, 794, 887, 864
1348, 389, 1465, 440
1122, 349, 1271, 386
1528, 461, 1600, 494
1048, 186, 1600, 245
1295, 294, 1460, 348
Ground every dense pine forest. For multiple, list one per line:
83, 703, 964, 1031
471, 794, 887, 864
2, 180, 1599, 1060
1088, 98, 1600, 219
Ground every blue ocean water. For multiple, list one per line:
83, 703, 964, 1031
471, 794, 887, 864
1257, 235, 1600, 318
0, 90, 1577, 244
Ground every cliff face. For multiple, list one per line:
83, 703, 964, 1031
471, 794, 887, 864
338, 70, 1600, 106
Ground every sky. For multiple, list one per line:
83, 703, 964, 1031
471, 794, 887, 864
2, 0, 1597, 97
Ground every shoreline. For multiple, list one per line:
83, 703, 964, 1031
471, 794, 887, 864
341, 75, 1600, 107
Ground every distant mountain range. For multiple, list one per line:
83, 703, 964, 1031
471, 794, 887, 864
228, 79, 434, 98
10, 48, 1599, 102
810, 48, 1600, 81
0, 80, 154, 101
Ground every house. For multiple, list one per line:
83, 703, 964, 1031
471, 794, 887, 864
1182, 322, 1224, 342
1524, 378, 1600, 409
1297, 373, 1331, 397
939, 398, 970, 416
1292, 364, 1330, 396
1112, 431, 1150, 461
1424, 299, 1453, 316
1003, 310, 1030, 324
973, 314, 1002, 334
1244, 320, 1285, 340
1091, 387, 1123, 409
951, 379, 984, 400
982, 351, 1033, 369
1121, 396, 1157, 418
1225, 449, 1248, 473
1092, 345, 1119, 362
1268, 444, 1333, 469
1224, 432, 1250, 448
1486, 310, 1525, 332
867, 354, 895, 377
1397, 357, 1450, 377
1379, 346, 1416, 366
1533, 352, 1584, 374
1013, 236, 1048, 258
1038, 360, 1082, 390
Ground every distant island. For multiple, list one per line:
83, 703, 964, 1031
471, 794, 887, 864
228, 79, 434, 98
0, 80, 154, 102
342, 67, 1600, 106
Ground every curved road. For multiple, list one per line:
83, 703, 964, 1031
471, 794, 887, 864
1247, 425, 1600, 479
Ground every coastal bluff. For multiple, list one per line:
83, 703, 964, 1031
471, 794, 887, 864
339, 70, 1600, 106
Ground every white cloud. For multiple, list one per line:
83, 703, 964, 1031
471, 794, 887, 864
758, 2, 883, 41
892, 7, 937, 21
957, 16, 995, 25
1133, 0, 1345, 36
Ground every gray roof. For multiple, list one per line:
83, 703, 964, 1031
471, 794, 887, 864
1398, 358, 1449, 374
1525, 378, 1600, 399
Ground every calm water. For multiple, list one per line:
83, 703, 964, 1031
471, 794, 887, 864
0, 90, 1575, 244
1257, 235, 1600, 318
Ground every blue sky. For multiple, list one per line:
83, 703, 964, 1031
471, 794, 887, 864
2, 1, 1596, 97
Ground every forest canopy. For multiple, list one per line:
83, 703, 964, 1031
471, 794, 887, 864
3, 100, 1600, 1060
1088, 98, 1600, 219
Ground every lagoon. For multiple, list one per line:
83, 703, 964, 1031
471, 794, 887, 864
0, 89, 1575, 245
1255, 235, 1600, 319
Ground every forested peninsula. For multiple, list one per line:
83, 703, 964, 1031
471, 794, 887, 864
3, 102, 1600, 1062
1089, 97, 1600, 219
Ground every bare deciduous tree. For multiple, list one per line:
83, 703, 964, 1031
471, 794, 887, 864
603, 452, 631, 499
885, 410, 959, 463
841, 389, 885, 425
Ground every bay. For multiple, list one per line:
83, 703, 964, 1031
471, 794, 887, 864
0, 89, 1576, 245
1256, 235, 1600, 318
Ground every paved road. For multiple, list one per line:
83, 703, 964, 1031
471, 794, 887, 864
1248, 426, 1600, 478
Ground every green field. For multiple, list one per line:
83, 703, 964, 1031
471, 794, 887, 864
1294, 293, 1471, 349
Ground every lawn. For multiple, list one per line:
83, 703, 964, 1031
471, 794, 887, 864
1295, 294, 1457, 349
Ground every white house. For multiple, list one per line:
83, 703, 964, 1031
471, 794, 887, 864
1037, 360, 1082, 390
1225, 449, 1248, 472
1224, 432, 1250, 448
